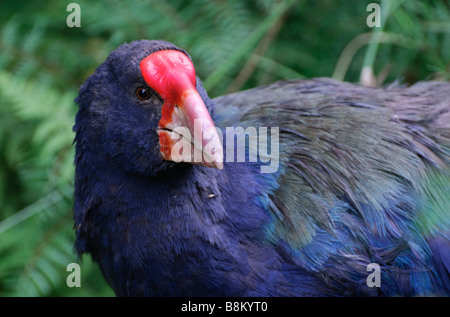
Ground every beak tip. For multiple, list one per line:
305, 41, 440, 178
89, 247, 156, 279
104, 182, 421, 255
214, 161, 224, 170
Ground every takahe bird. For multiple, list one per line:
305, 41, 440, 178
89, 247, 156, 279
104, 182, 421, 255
73, 40, 450, 296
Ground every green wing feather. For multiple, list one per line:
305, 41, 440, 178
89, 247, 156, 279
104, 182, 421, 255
213, 78, 450, 293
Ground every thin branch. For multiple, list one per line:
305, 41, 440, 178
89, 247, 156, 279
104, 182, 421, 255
0, 185, 71, 234
225, 3, 288, 93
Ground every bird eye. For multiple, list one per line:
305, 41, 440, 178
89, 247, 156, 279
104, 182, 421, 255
135, 86, 150, 101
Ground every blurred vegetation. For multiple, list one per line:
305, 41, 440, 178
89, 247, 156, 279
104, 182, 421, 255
0, 0, 449, 297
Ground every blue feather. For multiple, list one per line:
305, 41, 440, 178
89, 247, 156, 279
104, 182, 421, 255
73, 40, 450, 296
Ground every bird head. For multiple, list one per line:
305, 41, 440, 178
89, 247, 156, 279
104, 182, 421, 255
74, 40, 223, 176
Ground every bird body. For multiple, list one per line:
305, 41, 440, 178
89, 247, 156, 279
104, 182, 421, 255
74, 40, 450, 296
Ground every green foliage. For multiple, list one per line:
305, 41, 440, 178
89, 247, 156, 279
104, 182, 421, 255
0, 0, 448, 296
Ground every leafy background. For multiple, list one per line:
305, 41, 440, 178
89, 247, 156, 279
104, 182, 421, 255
0, 0, 449, 297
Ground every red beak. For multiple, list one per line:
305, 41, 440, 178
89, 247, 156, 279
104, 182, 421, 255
140, 50, 223, 169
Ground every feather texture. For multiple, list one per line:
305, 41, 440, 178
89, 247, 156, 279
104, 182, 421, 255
73, 41, 450, 296
213, 78, 450, 295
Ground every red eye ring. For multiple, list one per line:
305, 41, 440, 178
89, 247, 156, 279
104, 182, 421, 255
135, 86, 150, 101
